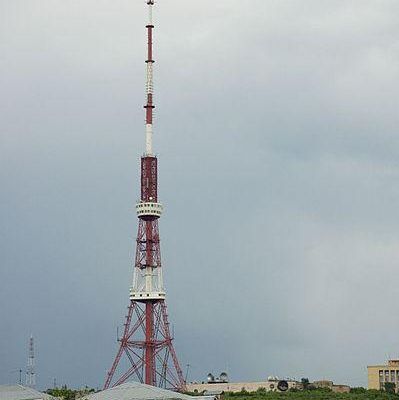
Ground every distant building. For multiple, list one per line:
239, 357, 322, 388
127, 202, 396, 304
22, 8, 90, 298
0, 385, 57, 400
187, 377, 353, 394
186, 379, 297, 393
206, 373, 229, 385
312, 381, 350, 393
368, 360, 399, 392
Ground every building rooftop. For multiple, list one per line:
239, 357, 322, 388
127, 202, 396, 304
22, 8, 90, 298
79, 382, 208, 400
0, 385, 57, 400
368, 360, 399, 368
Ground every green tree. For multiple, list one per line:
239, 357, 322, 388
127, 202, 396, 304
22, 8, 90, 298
384, 382, 396, 394
301, 378, 310, 390
46, 386, 95, 400
350, 387, 367, 394
46, 387, 76, 400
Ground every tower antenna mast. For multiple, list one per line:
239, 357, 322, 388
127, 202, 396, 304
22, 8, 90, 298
145, 0, 155, 155
26, 335, 36, 388
104, 0, 185, 390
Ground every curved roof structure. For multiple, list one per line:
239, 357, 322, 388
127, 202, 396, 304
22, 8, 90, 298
79, 383, 206, 400
0, 385, 57, 400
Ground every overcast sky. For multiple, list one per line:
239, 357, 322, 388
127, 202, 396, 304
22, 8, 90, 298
1, 0, 399, 391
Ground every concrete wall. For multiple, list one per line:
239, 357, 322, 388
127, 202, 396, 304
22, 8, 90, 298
312, 380, 350, 393
332, 385, 351, 393
186, 381, 297, 393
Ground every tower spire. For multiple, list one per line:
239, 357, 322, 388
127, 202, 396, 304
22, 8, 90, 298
104, 1, 185, 390
145, 0, 155, 155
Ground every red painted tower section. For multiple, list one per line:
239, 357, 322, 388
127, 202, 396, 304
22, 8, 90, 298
104, 0, 185, 390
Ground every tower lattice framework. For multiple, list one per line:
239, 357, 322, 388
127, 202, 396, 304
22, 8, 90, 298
26, 335, 36, 388
104, 0, 185, 391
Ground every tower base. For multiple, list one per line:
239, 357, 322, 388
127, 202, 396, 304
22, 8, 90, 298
104, 300, 185, 391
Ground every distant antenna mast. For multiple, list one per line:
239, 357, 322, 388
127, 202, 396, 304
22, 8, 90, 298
26, 335, 36, 388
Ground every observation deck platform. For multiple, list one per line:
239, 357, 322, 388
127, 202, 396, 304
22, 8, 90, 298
136, 201, 163, 218
130, 289, 166, 301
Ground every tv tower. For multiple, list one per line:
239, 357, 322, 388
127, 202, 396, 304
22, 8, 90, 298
104, 0, 185, 391
26, 335, 36, 388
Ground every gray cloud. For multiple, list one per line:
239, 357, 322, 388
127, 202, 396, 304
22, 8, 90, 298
1, 0, 399, 390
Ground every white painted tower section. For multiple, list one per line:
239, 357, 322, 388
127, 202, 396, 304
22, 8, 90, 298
145, 124, 153, 155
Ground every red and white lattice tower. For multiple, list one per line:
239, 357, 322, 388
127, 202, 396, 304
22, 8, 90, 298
103, 0, 185, 391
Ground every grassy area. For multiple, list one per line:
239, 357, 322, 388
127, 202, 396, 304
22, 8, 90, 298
222, 389, 399, 400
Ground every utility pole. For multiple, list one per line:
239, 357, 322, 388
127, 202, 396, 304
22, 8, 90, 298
185, 364, 191, 383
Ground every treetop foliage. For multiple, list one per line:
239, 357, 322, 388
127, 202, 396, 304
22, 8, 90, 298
223, 388, 399, 400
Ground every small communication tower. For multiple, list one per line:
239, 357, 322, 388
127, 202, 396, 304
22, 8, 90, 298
26, 335, 36, 388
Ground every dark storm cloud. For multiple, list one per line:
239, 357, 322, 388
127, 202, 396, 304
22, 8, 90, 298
1, 0, 399, 390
